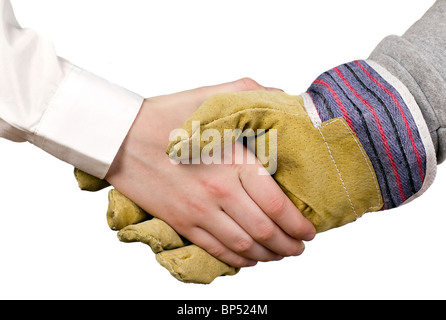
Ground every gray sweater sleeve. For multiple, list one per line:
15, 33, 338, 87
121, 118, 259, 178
369, 0, 446, 164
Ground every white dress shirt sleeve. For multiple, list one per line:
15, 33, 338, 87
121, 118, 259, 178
0, 0, 144, 178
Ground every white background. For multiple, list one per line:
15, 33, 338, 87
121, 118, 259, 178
0, 0, 444, 299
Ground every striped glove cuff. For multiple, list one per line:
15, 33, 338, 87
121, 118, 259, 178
303, 60, 436, 210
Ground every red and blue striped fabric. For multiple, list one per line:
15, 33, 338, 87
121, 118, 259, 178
307, 60, 427, 209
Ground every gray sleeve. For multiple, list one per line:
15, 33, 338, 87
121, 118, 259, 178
369, 0, 446, 164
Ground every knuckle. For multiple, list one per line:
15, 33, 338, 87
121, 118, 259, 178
233, 236, 254, 254
207, 246, 250, 268
234, 260, 250, 269
230, 257, 251, 269
266, 196, 287, 218
206, 245, 226, 259
184, 197, 208, 218
237, 77, 261, 91
233, 160, 256, 179
168, 216, 186, 233
200, 178, 231, 199
254, 221, 276, 242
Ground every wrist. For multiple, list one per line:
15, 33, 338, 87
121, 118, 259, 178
305, 59, 436, 209
34, 62, 143, 179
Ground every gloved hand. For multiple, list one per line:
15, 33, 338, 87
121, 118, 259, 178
167, 60, 437, 232
74, 168, 238, 284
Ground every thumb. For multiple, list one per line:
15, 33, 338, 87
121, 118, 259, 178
166, 89, 299, 161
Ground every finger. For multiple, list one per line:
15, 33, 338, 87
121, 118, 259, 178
221, 144, 308, 256
199, 207, 284, 263
188, 227, 257, 268
221, 186, 306, 258
238, 157, 317, 241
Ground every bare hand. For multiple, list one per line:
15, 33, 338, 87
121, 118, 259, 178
105, 78, 316, 268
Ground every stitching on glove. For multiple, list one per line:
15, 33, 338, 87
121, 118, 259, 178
317, 119, 358, 218
307, 60, 430, 209
318, 118, 383, 216
332, 118, 383, 212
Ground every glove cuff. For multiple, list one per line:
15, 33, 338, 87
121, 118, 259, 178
304, 59, 436, 209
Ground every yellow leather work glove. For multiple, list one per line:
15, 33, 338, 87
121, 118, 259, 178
74, 169, 238, 284
167, 60, 437, 233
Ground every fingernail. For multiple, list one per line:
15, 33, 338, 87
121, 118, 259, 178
303, 233, 316, 241
293, 243, 305, 256
246, 260, 258, 267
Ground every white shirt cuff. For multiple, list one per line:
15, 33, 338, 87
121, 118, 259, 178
33, 60, 143, 179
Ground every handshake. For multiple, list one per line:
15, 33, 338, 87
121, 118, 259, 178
76, 60, 436, 284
